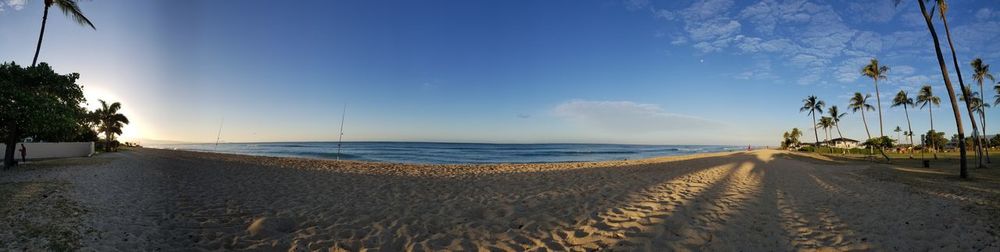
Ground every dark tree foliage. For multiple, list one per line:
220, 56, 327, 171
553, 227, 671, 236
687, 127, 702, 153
923, 130, 948, 150
1, 62, 88, 168
863, 136, 896, 149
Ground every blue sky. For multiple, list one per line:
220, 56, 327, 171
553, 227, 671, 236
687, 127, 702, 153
1, 0, 998, 145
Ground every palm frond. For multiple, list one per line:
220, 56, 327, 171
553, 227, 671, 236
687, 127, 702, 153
52, 0, 96, 29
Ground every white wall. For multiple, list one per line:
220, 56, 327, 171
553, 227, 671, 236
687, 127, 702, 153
0, 142, 94, 160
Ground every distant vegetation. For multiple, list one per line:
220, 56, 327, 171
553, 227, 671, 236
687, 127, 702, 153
788, 0, 1000, 179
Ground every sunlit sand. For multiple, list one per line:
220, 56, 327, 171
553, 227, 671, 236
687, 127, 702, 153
1, 149, 996, 251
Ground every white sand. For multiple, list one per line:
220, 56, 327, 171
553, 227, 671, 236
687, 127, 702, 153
0, 149, 996, 251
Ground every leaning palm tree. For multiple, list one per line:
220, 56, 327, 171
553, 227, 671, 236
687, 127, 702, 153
862, 58, 889, 137
917, 85, 942, 159
94, 100, 130, 152
960, 86, 987, 165
829, 105, 847, 139
849, 93, 875, 140
959, 87, 990, 163
819, 117, 835, 153
850, 92, 878, 157
800, 96, 825, 152
932, 0, 985, 170
892, 90, 916, 158
31, 0, 96, 67
971, 58, 994, 163
908, 0, 970, 178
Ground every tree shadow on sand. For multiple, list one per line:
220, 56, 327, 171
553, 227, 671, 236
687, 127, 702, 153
76, 149, 999, 251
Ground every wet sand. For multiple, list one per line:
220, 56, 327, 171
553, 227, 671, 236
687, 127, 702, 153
0, 148, 997, 251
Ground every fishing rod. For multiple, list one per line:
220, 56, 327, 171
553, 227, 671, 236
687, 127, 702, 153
337, 104, 346, 160
215, 117, 224, 151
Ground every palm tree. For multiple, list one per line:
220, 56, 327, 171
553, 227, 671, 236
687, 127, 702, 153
849, 93, 875, 140
862, 58, 889, 137
829, 106, 847, 139
94, 100, 129, 152
933, 0, 985, 170
892, 90, 916, 158
971, 58, 994, 163
894, 126, 903, 144
850, 93, 876, 156
819, 116, 835, 153
917, 85, 942, 159
911, 0, 970, 178
800, 96, 825, 152
995, 81, 1000, 106
31, 0, 96, 67
960, 86, 987, 165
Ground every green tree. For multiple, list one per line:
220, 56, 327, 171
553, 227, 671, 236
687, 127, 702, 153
93, 100, 130, 152
892, 90, 916, 158
932, 0, 983, 171
0, 62, 86, 168
994, 81, 999, 106
904, 0, 971, 177
781, 128, 803, 150
861, 58, 889, 137
971, 58, 993, 162
960, 86, 989, 164
923, 130, 948, 150
800, 96, 825, 152
31, 0, 96, 67
864, 136, 896, 150
829, 105, 847, 139
917, 85, 942, 159
849, 93, 875, 140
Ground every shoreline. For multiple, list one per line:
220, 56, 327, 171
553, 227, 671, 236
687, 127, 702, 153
144, 142, 745, 166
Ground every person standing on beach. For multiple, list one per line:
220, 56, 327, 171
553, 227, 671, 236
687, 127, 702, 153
19, 144, 27, 163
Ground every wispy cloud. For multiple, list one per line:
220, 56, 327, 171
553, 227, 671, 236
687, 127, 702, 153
630, 0, 1000, 86
0, 0, 25, 12
553, 100, 721, 133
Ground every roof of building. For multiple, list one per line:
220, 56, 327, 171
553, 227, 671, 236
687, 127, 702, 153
827, 137, 859, 143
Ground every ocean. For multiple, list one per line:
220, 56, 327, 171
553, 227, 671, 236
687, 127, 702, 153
150, 142, 741, 164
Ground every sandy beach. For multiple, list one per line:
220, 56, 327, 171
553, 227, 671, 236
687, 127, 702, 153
1, 148, 997, 251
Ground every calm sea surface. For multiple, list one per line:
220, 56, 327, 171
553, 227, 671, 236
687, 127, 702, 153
150, 142, 741, 164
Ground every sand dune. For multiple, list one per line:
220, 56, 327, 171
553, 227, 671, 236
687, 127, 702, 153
0, 149, 996, 251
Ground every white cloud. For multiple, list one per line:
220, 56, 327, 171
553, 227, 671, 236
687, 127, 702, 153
847, 0, 899, 23
553, 100, 720, 133
623, 0, 650, 11
975, 8, 996, 21
834, 57, 872, 83
894, 65, 916, 75
685, 18, 742, 41
1, 0, 25, 12
851, 31, 883, 54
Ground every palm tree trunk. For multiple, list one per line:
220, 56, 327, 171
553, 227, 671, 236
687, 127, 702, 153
861, 110, 872, 140
836, 123, 844, 139
861, 109, 874, 156
982, 109, 991, 163
941, 12, 985, 168
105, 131, 111, 152
875, 79, 884, 137
812, 113, 820, 152
31, 4, 51, 67
905, 105, 914, 158
2, 125, 19, 169
930, 107, 937, 159
980, 84, 991, 163
919, 0, 967, 178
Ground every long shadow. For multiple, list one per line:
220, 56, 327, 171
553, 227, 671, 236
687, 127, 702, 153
86, 148, 1000, 251
123, 148, 763, 250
